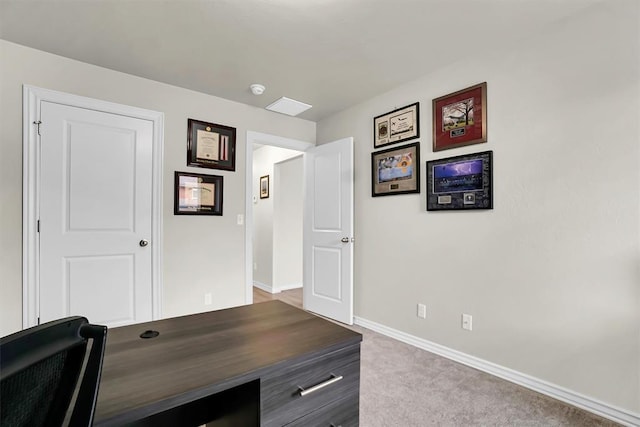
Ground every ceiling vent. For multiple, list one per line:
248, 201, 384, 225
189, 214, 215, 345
265, 97, 312, 116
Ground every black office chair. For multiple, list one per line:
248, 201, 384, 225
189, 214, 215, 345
0, 316, 107, 427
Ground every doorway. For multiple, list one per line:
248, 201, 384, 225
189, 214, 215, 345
245, 132, 355, 325
252, 150, 304, 294
244, 131, 313, 303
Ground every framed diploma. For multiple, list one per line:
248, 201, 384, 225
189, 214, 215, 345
187, 119, 236, 171
432, 82, 487, 152
371, 142, 420, 197
426, 151, 492, 211
373, 102, 419, 148
174, 171, 223, 216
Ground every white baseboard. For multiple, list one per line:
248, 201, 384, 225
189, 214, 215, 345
354, 316, 640, 427
278, 283, 302, 292
254, 282, 302, 294
252, 281, 275, 294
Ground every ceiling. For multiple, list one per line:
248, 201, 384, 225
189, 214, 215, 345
0, 0, 600, 122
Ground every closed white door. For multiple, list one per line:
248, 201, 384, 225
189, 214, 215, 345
39, 101, 153, 327
303, 137, 354, 324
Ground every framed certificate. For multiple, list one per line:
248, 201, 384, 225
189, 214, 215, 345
373, 102, 420, 148
187, 119, 236, 171
174, 171, 223, 216
371, 142, 420, 197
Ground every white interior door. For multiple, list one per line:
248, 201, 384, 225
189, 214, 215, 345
38, 101, 154, 327
303, 137, 354, 324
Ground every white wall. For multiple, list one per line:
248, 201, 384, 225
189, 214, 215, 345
273, 155, 303, 290
317, 1, 639, 414
251, 145, 302, 290
0, 40, 315, 335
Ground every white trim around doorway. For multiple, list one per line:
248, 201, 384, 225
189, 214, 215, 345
244, 131, 314, 305
22, 85, 164, 328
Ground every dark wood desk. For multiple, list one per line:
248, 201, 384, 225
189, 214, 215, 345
94, 300, 362, 426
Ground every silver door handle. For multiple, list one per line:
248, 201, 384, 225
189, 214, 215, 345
139, 239, 149, 247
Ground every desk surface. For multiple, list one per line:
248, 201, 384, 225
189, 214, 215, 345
94, 300, 362, 425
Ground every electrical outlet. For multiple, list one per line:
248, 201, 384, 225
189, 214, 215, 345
417, 303, 426, 319
204, 293, 212, 305
253, 262, 257, 271
237, 214, 244, 225
462, 313, 472, 331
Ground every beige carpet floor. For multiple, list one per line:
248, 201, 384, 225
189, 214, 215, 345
355, 325, 619, 426
254, 288, 620, 426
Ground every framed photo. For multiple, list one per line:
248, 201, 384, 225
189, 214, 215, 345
426, 150, 492, 211
187, 118, 236, 171
432, 82, 487, 152
260, 175, 269, 199
174, 171, 223, 216
373, 102, 419, 148
371, 142, 420, 197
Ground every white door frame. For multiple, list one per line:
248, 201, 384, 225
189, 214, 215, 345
244, 131, 313, 304
22, 85, 164, 328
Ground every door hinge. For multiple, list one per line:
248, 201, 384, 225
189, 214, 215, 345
37, 317, 40, 325
34, 120, 42, 136
37, 219, 40, 233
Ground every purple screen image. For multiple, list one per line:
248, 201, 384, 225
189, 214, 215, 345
433, 160, 483, 179
432, 159, 483, 194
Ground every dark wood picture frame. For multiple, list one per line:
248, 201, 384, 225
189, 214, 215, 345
174, 171, 223, 216
187, 118, 236, 171
259, 175, 269, 199
373, 102, 420, 149
371, 142, 421, 197
426, 150, 493, 211
432, 82, 487, 152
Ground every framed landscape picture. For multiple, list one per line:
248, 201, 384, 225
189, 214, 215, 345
432, 82, 487, 152
373, 102, 419, 149
371, 142, 420, 197
426, 150, 492, 211
260, 175, 269, 199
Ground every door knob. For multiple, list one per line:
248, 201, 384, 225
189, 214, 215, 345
341, 237, 349, 243
139, 239, 149, 247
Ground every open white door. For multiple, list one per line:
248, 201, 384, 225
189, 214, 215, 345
303, 137, 354, 324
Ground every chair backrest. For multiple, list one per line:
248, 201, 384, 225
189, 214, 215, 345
0, 317, 107, 427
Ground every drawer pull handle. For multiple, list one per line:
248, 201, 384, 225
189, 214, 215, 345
298, 374, 343, 397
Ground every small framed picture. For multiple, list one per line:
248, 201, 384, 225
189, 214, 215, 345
371, 142, 421, 197
174, 171, 223, 216
426, 150, 493, 211
373, 102, 420, 149
260, 175, 269, 199
187, 118, 236, 171
432, 82, 487, 152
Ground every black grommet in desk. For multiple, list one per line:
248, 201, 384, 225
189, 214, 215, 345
139, 330, 159, 339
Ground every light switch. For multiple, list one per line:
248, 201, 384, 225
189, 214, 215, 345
462, 314, 473, 331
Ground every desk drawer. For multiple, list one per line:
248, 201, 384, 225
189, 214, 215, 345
285, 393, 359, 427
261, 345, 360, 427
